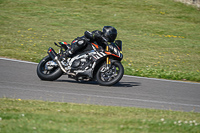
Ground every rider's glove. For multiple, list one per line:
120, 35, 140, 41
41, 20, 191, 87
93, 31, 102, 39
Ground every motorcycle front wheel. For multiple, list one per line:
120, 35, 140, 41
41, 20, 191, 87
96, 61, 124, 86
37, 55, 63, 81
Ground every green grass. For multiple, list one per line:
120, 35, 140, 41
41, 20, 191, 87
0, 98, 200, 133
0, 0, 200, 82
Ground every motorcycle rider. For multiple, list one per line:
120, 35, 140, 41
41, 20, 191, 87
63, 26, 118, 57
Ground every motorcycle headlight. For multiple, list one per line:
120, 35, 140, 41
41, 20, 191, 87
114, 47, 118, 54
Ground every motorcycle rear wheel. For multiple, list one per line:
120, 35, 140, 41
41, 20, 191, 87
37, 55, 63, 81
96, 61, 124, 86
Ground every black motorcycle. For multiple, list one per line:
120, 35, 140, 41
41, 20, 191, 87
37, 38, 124, 86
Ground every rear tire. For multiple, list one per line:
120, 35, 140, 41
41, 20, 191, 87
37, 55, 63, 81
96, 61, 124, 86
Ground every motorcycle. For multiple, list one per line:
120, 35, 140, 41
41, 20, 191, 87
36, 37, 124, 86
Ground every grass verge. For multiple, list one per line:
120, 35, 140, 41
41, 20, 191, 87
0, 98, 200, 133
0, 0, 200, 82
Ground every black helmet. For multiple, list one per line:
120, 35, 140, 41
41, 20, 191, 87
102, 26, 117, 42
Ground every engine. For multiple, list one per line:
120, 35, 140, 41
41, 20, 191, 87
67, 51, 106, 74
71, 56, 93, 71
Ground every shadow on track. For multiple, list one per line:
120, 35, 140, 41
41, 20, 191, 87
114, 82, 141, 87
54, 79, 141, 87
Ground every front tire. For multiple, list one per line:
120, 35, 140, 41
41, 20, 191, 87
37, 55, 63, 81
96, 61, 124, 86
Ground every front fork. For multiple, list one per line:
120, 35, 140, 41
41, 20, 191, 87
106, 45, 111, 70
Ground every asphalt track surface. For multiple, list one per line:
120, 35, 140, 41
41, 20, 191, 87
0, 58, 200, 112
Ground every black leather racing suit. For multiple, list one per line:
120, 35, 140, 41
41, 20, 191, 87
64, 30, 106, 57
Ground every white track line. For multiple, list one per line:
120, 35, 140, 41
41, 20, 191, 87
0, 57, 38, 64
124, 75, 200, 85
1, 57, 200, 85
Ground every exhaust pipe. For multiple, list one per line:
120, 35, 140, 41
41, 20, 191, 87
47, 47, 67, 73
47, 47, 57, 60
54, 56, 67, 73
